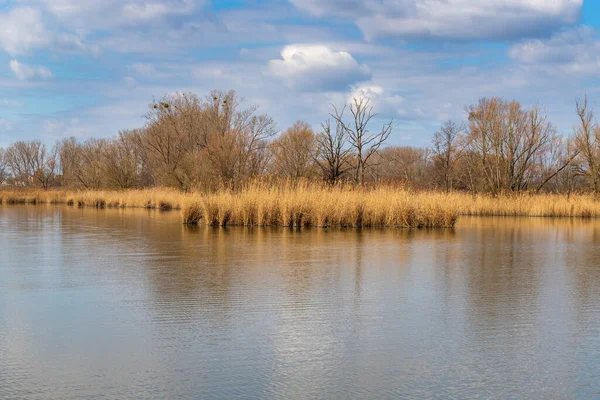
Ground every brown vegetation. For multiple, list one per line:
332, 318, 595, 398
3, 89, 600, 227
181, 182, 458, 228
5, 185, 600, 229
0, 188, 191, 210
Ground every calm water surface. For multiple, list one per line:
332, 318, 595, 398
0, 206, 599, 399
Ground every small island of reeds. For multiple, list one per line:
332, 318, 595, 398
4, 182, 600, 229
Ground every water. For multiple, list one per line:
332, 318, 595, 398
0, 205, 599, 399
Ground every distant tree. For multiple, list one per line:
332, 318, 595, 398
5, 140, 57, 189
0, 147, 8, 185
270, 121, 316, 179
466, 98, 554, 193
314, 119, 351, 184
102, 131, 142, 190
77, 139, 107, 189
373, 146, 431, 187
432, 120, 466, 192
58, 137, 80, 187
535, 134, 580, 194
203, 92, 277, 186
136, 90, 276, 189
137, 92, 205, 190
573, 96, 600, 196
331, 98, 393, 184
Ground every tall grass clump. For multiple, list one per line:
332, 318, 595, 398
0, 188, 193, 210
181, 181, 459, 228
6, 185, 600, 227
452, 192, 600, 218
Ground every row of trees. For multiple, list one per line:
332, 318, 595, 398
1, 90, 600, 195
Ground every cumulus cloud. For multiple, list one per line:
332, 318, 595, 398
0, 7, 48, 54
0, 6, 99, 55
20, 0, 200, 29
348, 84, 409, 117
9, 60, 53, 81
268, 45, 371, 91
509, 27, 600, 75
290, 0, 583, 40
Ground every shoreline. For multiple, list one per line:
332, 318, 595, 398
3, 186, 600, 228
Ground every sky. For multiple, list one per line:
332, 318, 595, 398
0, 0, 599, 148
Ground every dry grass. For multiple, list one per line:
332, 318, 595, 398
452, 192, 600, 218
0, 188, 192, 210
4, 184, 600, 228
183, 182, 458, 228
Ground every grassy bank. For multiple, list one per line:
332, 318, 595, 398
0, 184, 458, 228
452, 192, 600, 218
3, 185, 600, 228
0, 188, 192, 211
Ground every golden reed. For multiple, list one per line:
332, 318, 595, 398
4, 183, 600, 228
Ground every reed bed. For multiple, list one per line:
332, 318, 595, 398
452, 193, 600, 218
0, 188, 192, 210
4, 184, 600, 228
182, 183, 459, 228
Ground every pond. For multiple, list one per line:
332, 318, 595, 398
1, 206, 599, 399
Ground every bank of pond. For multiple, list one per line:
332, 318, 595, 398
3, 184, 600, 228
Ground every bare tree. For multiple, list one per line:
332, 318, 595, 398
467, 98, 555, 193
58, 137, 80, 187
314, 119, 352, 184
204, 95, 277, 186
136, 92, 206, 190
0, 147, 8, 185
102, 131, 142, 190
372, 146, 431, 187
136, 90, 276, 189
6, 140, 58, 189
331, 98, 393, 185
573, 96, 600, 196
534, 134, 580, 193
432, 120, 466, 192
270, 121, 316, 179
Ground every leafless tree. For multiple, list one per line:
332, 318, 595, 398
573, 96, 600, 196
371, 146, 431, 187
313, 119, 352, 184
5, 140, 58, 189
136, 90, 276, 189
102, 131, 142, 190
0, 147, 8, 185
467, 98, 555, 193
270, 121, 316, 179
331, 98, 393, 185
136, 92, 205, 190
58, 137, 80, 187
432, 120, 466, 192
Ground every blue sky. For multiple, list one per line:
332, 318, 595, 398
0, 0, 598, 147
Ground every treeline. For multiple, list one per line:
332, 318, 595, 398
0, 90, 599, 195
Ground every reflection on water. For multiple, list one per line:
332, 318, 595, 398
0, 207, 599, 399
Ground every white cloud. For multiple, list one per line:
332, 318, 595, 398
509, 27, 600, 75
268, 45, 371, 91
349, 84, 384, 103
9, 60, 53, 81
129, 63, 161, 77
0, 119, 13, 131
0, 6, 99, 55
348, 84, 408, 117
20, 0, 200, 29
2, 99, 25, 107
0, 7, 48, 55
290, 0, 583, 40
